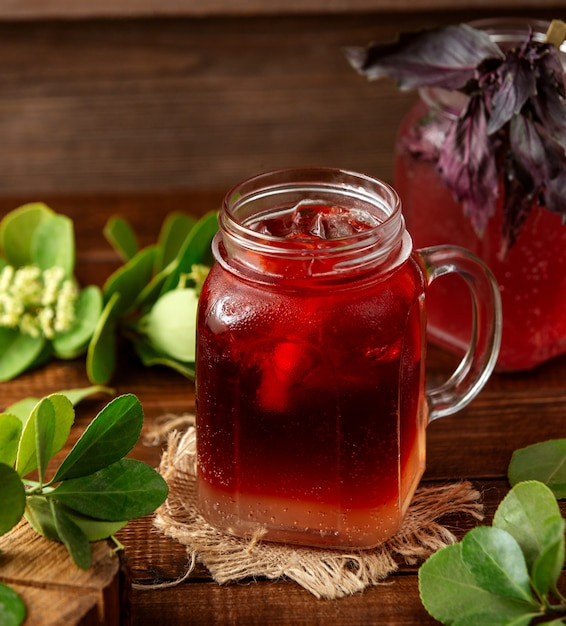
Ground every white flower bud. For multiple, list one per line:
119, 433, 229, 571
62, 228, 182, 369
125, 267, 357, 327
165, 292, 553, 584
54, 279, 78, 333
42, 266, 65, 306
0, 263, 78, 339
38, 306, 55, 339
19, 313, 41, 338
0, 266, 14, 292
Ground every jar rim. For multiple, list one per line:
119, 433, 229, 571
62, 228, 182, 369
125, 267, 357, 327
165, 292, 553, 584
219, 166, 411, 277
222, 166, 402, 241
467, 17, 555, 46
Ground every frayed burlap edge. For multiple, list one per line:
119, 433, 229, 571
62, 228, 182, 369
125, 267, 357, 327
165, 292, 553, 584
149, 424, 484, 600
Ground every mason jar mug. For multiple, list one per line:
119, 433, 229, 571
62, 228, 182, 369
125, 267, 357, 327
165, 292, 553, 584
195, 167, 501, 549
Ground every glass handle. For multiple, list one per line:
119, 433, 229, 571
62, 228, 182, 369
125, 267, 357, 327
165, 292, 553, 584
418, 245, 502, 421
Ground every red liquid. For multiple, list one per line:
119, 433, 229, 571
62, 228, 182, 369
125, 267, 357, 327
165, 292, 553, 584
395, 99, 566, 371
196, 206, 427, 548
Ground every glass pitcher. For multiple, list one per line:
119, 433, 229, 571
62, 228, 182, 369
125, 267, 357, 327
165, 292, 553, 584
394, 19, 566, 371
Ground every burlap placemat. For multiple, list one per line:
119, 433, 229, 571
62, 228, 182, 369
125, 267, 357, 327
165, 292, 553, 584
148, 417, 483, 599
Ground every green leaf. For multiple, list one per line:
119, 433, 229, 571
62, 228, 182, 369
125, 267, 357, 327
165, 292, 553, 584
31, 214, 75, 276
508, 439, 566, 498
0, 328, 46, 382
0, 414, 23, 466
52, 394, 143, 482
0, 202, 54, 267
493, 481, 562, 570
25, 495, 64, 541
34, 398, 56, 484
0, 464, 26, 535
160, 211, 218, 295
28, 339, 53, 372
53, 285, 103, 359
0, 583, 26, 626
15, 394, 74, 478
103, 216, 138, 262
155, 212, 197, 272
132, 265, 172, 311
51, 458, 168, 521
453, 613, 537, 626
138, 288, 198, 362
5, 399, 38, 423
530, 516, 565, 599
86, 291, 120, 385
5, 386, 112, 423
61, 508, 128, 542
102, 245, 157, 316
37, 393, 75, 453
418, 543, 533, 625
132, 338, 195, 379
461, 526, 536, 604
25, 495, 127, 542
49, 499, 92, 569
58, 385, 115, 406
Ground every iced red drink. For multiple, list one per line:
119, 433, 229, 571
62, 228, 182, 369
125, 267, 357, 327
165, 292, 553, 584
197, 205, 426, 547
195, 168, 501, 548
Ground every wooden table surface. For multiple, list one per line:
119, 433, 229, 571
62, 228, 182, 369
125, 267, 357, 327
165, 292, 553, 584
1, 192, 565, 625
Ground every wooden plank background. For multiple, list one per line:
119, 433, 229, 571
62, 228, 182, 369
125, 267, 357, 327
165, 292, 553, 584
0, 0, 565, 19
0, 6, 562, 198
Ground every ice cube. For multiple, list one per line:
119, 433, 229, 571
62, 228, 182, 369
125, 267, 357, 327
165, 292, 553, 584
251, 200, 380, 241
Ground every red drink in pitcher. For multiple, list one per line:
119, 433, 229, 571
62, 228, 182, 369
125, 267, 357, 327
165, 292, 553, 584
196, 168, 501, 549
395, 96, 566, 371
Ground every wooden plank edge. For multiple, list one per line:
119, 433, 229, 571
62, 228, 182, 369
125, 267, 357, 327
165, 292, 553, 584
0, 521, 132, 626
0, 0, 559, 21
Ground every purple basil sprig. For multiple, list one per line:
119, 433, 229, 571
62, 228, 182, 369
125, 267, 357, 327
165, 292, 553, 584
437, 94, 498, 234
345, 25, 503, 91
345, 22, 566, 254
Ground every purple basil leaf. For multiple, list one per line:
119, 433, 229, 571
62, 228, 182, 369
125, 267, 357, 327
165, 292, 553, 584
509, 114, 566, 202
437, 95, 498, 234
487, 54, 537, 135
501, 171, 536, 255
502, 118, 541, 253
537, 126, 566, 218
543, 171, 566, 218
532, 71, 566, 152
535, 44, 566, 98
502, 115, 566, 252
344, 24, 504, 91
402, 111, 453, 160
509, 114, 547, 187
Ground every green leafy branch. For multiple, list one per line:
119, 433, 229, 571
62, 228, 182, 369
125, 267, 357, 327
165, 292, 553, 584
0, 202, 219, 385
86, 210, 218, 385
0, 203, 102, 382
419, 439, 566, 625
0, 390, 168, 570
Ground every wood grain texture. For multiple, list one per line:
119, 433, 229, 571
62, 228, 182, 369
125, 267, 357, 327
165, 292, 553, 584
0, 9, 560, 198
0, 522, 124, 626
0, 0, 564, 19
131, 576, 438, 626
5, 586, 99, 626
